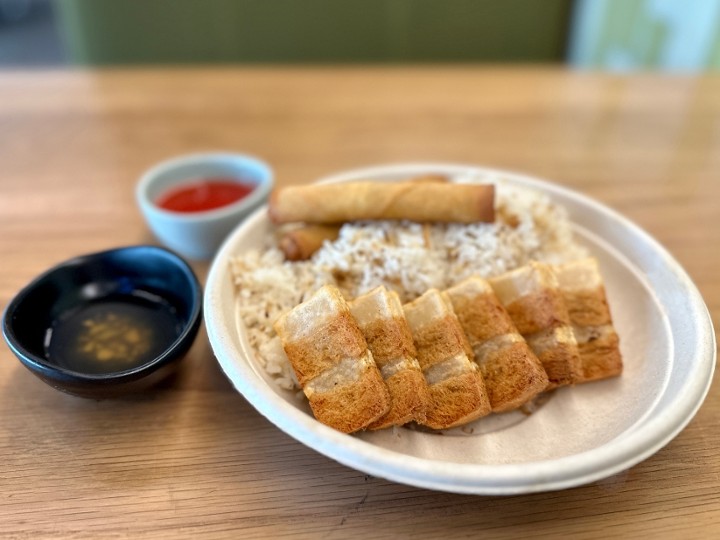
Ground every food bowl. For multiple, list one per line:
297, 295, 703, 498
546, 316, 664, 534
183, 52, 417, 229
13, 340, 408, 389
136, 152, 273, 260
204, 163, 715, 494
2, 245, 202, 398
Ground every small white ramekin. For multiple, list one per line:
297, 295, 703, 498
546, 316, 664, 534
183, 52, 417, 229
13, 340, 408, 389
136, 152, 273, 260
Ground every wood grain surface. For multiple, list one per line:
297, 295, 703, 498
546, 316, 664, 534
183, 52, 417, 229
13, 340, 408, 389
0, 67, 718, 539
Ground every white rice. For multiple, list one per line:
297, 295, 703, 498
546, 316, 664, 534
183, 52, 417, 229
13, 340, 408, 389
229, 177, 587, 390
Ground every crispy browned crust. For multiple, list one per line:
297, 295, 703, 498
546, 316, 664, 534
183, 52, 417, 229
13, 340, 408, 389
280, 310, 367, 386
413, 315, 473, 370
308, 365, 391, 433
491, 264, 581, 388
555, 258, 624, 383
538, 339, 582, 389
504, 288, 570, 335
350, 288, 429, 429
360, 317, 417, 368
450, 290, 516, 342
577, 331, 623, 382
423, 369, 491, 430
446, 281, 549, 411
403, 290, 491, 429
563, 288, 612, 327
481, 342, 549, 413
274, 285, 392, 433
369, 369, 429, 429
358, 312, 429, 429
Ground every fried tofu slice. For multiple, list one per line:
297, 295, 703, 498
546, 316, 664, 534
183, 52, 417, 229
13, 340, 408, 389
555, 258, 623, 382
489, 261, 582, 389
444, 277, 548, 412
350, 286, 429, 429
273, 285, 390, 433
403, 289, 491, 430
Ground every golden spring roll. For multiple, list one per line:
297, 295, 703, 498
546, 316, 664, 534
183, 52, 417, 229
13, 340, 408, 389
278, 225, 341, 261
268, 181, 495, 224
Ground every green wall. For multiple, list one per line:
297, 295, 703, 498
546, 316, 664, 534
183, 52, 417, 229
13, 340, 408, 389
56, 0, 573, 64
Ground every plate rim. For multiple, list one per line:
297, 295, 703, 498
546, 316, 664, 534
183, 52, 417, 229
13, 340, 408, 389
205, 163, 716, 494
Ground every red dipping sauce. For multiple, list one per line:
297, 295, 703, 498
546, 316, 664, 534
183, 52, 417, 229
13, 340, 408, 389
156, 179, 254, 213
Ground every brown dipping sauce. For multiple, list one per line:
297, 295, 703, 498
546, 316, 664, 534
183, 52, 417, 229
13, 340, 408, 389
45, 292, 182, 374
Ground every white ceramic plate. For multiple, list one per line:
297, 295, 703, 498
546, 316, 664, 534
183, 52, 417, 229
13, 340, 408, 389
204, 164, 716, 495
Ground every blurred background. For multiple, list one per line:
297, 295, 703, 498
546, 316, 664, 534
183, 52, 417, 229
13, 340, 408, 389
1, 0, 719, 70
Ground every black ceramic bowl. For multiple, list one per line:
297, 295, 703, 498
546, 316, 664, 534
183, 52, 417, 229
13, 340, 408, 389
2, 245, 202, 398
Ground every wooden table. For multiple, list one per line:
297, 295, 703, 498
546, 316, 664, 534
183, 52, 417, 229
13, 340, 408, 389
1, 67, 718, 538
